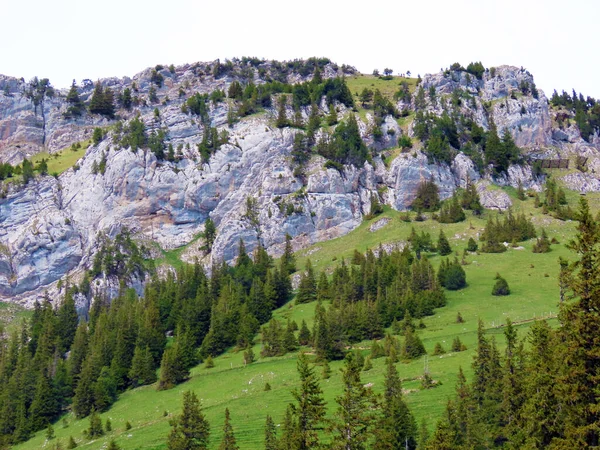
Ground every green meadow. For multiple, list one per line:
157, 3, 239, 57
14, 186, 598, 450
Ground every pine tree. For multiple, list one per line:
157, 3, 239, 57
437, 230, 452, 256
296, 259, 317, 304
492, 276, 510, 296
281, 233, 296, 276
218, 408, 239, 450
167, 391, 210, 450
64, 80, 84, 117
290, 353, 326, 449
298, 320, 311, 346
202, 217, 217, 253
553, 197, 600, 447
374, 358, 418, 449
107, 439, 121, 450
67, 436, 77, 448
276, 95, 288, 128
328, 352, 378, 449
85, 408, 104, 439
264, 415, 278, 450
327, 103, 338, 126
93, 366, 117, 412
129, 345, 157, 387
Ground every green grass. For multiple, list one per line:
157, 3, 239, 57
0, 301, 31, 333
346, 74, 418, 122
14, 191, 599, 450
30, 140, 90, 176
4, 140, 90, 184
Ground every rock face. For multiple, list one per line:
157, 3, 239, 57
1, 59, 599, 305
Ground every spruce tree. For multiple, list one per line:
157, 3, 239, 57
218, 408, 239, 450
290, 353, 326, 449
85, 408, 104, 439
374, 358, 417, 449
298, 320, 311, 346
64, 80, 84, 118
129, 345, 157, 387
328, 352, 378, 449
167, 391, 210, 450
264, 415, 278, 450
437, 230, 452, 256
296, 259, 317, 304
554, 197, 600, 447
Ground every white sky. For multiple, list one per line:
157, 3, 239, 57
1, 0, 598, 98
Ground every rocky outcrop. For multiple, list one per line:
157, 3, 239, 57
1, 59, 599, 305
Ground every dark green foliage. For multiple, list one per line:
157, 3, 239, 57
462, 181, 483, 214
401, 328, 426, 360
411, 178, 440, 212
218, 408, 239, 450
451, 336, 467, 352
88, 83, 115, 118
492, 275, 510, 296
202, 217, 216, 253
118, 116, 147, 151
90, 228, 148, 280
480, 210, 536, 253
92, 127, 104, 145
466, 61, 485, 79
298, 320, 311, 346
64, 80, 84, 118
296, 259, 317, 304
328, 352, 378, 449
276, 95, 289, 128
320, 114, 369, 167
437, 230, 452, 256
264, 415, 277, 450
289, 353, 326, 449
21, 158, 35, 184
128, 345, 157, 387
167, 391, 210, 450
484, 126, 521, 174
408, 227, 434, 259
85, 408, 104, 439
439, 194, 466, 223
374, 359, 417, 449
466, 237, 478, 252
438, 258, 467, 290
532, 228, 551, 253
432, 342, 446, 355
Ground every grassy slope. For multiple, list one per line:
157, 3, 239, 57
15, 187, 600, 450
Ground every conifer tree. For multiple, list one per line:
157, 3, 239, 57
374, 358, 417, 449
218, 408, 239, 450
264, 415, 278, 450
107, 439, 121, 450
554, 197, 600, 447
93, 366, 117, 412
328, 352, 378, 449
290, 353, 326, 449
167, 391, 210, 450
437, 230, 452, 256
129, 345, 157, 387
85, 408, 104, 439
296, 259, 317, 304
298, 320, 311, 346
64, 80, 84, 118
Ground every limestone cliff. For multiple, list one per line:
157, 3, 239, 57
1, 59, 598, 305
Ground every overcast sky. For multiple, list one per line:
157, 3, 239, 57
1, 0, 598, 98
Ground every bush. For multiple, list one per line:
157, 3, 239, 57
451, 337, 467, 352
411, 178, 440, 212
466, 237, 478, 252
492, 276, 510, 296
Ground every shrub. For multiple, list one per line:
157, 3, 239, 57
492, 276, 510, 296
411, 178, 440, 212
